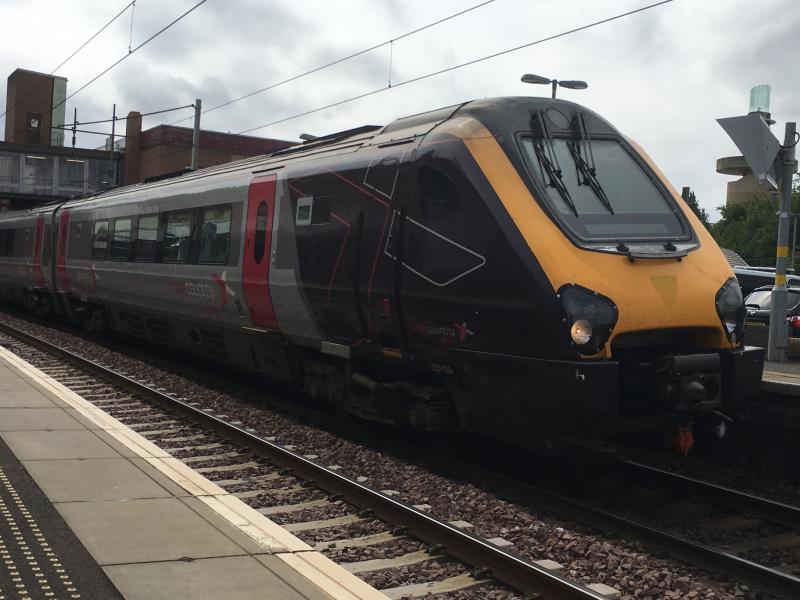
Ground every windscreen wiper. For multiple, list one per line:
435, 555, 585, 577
533, 142, 578, 217
567, 142, 614, 214
533, 110, 578, 217
569, 112, 614, 214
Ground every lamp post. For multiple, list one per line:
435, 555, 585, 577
521, 73, 588, 99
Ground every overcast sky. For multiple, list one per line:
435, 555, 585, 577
1, 0, 797, 220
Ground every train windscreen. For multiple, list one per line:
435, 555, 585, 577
519, 137, 688, 242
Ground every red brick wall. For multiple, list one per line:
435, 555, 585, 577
125, 123, 293, 183
4, 70, 54, 146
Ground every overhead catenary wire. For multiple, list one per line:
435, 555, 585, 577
238, 0, 675, 135
55, 0, 210, 112
137, 0, 675, 169
67, 103, 195, 127
0, 0, 136, 121
166, 0, 499, 126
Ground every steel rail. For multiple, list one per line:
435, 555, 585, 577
0, 322, 606, 600
432, 452, 800, 598
514, 483, 800, 599
615, 457, 800, 530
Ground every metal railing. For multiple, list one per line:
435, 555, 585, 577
0, 150, 116, 197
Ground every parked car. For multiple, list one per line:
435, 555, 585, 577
743, 286, 800, 348
734, 266, 800, 297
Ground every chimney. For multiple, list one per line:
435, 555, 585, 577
123, 111, 142, 185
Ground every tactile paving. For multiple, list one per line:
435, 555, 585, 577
0, 436, 122, 600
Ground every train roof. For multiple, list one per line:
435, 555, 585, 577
0, 96, 608, 217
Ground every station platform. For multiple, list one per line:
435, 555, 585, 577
762, 360, 800, 397
0, 347, 387, 600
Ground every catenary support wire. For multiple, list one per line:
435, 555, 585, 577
238, 0, 674, 135
166, 0, 498, 126
0, 1, 136, 121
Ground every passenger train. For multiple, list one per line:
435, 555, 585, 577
0, 97, 764, 451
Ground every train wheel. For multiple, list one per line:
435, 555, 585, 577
83, 308, 107, 335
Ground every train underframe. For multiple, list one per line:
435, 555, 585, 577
4, 287, 765, 453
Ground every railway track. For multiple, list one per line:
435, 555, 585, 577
452, 452, 800, 599
0, 320, 611, 600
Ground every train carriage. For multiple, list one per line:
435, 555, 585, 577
0, 96, 764, 451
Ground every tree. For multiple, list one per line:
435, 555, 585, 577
711, 199, 778, 266
684, 190, 711, 230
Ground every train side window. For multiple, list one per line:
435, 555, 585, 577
311, 196, 331, 225
198, 205, 231, 264
254, 202, 268, 264
110, 217, 132, 261
135, 214, 159, 262
296, 196, 313, 226
162, 210, 193, 263
13, 228, 23, 257
92, 219, 109, 259
0, 229, 13, 257
418, 165, 460, 220
41, 225, 51, 266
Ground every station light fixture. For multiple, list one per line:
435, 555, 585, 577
521, 73, 588, 99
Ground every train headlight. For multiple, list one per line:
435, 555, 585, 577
715, 278, 744, 344
558, 284, 618, 355
570, 319, 593, 345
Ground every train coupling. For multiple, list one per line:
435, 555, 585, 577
651, 353, 722, 412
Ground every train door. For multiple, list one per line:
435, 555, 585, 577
242, 175, 278, 329
31, 214, 45, 285
359, 154, 409, 352
55, 209, 71, 291
392, 159, 489, 361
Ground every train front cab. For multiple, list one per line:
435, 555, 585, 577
436, 99, 764, 446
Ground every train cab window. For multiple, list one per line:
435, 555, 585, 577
92, 220, 109, 259
162, 211, 193, 263
254, 202, 268, 264
519, 137, 686, 241
417, 165, 460, 220
135, 214, 159, 262
110, 217, 132, 261
198, 205, 231, 264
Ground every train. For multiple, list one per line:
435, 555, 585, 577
0, 96, 764, 452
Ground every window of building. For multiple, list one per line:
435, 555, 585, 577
135, 214, 159, 262
26, 113, 41, 130
110, 217, 132, 261
198, 205, 232, 264
162, 211, 193, 263
254, 202, 268, 264
92, 219, 109, 259
417, 165, 460, 220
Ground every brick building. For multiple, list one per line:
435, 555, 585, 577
4, 68, 67, 147
0, 67, 296, 210
123, 112, 293, 185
